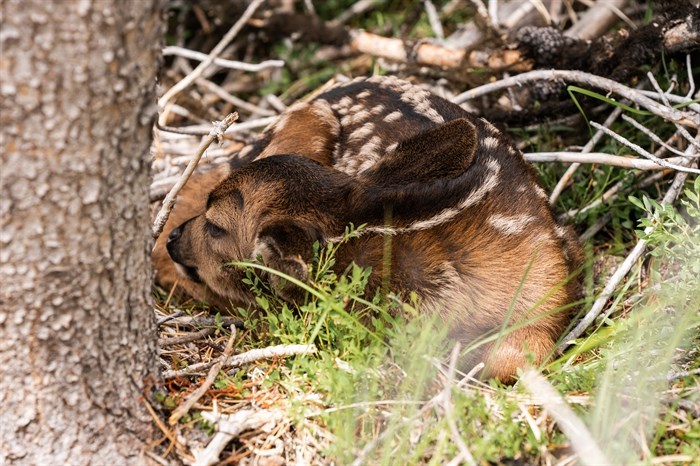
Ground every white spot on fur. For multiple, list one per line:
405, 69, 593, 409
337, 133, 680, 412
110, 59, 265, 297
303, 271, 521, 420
370, 104, 385, 115
338, 95, 353, 107
341, 110, 370, 127
356, 135, 383, 172
386, 142, 398, 153
400, 86, 444, 124
374, 75, 413, 93
348, 123, 375, 142
332, 96, 353, 116
554, 225, 568, 238
357, 90, 372, 99
533, 184, 548, 199
460, 158, 501, 208
408, 207, 462, 231
489, 214, 536, 235
383, 111, 403, 123
481, 136, 499, 150
479, 117, 500, 135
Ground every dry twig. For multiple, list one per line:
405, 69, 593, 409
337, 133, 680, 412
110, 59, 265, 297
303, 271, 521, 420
152, 112, 238, 239
549, 106, 624, 204
559, 140, 698, 351
163, 46, 284, 72
193, 408, 284, 466
196, 78, 277, 116
163, 344, 317, 379
169, 325, 238, 425
158, 116, 277, 138
158, 0, 266, 114
565, 0, 630, 40
424, 0, 445, 39
566, 169, 670, 222
520, 369, 610, 466
157, 315, 244, 329
524, 152, 690, 170
590, 121, 700, 174
159, 327, 216, 347
451, 69, 698, 128
442, 344, 477, 466
621, 115, 689, 157
333, 0, 382, 25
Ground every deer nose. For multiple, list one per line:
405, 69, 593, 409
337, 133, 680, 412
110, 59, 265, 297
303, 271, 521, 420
168, 226, 182, 244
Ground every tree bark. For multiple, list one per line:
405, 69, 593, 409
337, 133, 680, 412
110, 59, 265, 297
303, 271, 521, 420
0, 0, 163, 463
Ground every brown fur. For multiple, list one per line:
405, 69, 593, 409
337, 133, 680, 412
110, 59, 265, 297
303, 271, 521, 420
152, 164, 231, 309
158, 76, 584, 382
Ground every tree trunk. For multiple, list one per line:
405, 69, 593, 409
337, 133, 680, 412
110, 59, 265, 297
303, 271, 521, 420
0, 0, 163, 463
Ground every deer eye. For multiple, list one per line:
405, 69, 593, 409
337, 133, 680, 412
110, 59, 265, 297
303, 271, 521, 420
232, 189, 244, 208
205, 220, 226, 238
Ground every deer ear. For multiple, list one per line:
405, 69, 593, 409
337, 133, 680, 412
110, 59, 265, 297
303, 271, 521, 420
252, 220, 321, 302
362, 118, 478, 185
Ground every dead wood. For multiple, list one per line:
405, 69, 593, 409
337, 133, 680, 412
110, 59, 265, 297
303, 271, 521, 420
564, 0, 629, 41
519, 6, 700, 82
250, 7, 699, 85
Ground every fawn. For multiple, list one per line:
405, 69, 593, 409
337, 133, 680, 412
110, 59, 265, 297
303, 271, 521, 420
158, 76, 583, 381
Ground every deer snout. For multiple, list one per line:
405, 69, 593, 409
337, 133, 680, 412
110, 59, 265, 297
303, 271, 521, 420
166, 224, 187, 266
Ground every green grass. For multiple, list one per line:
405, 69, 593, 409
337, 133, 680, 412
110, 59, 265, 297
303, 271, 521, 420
157, 175, 699, 463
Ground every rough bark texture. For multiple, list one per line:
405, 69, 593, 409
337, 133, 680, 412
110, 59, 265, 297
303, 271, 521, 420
0, 0, 163, 463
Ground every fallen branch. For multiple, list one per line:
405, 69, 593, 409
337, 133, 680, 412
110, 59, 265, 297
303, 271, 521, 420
564, 0, 630, 40
152, 112, 238, 239
158, 0, 265, 113
159, 327, 215, 347
520, 369, 610, 466
524, 152, 690, 170
590, 121, 700, 174
169, 325, 238, 425
664, 16, 700, 53
196, 78, 277, 116
560, 169, 670, 224
192, 408, 284, 466
350, 29, 530, 70
558, 141, 698, 351
451, 69, 698, 128
442, 343, 477, 466
163, 46, 284, 72
157, 314, 244, 328
157, 116, 277, 138
163, 343, 317, 379
549, 106, 624, 204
